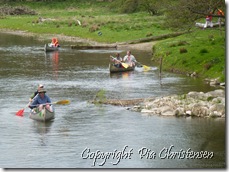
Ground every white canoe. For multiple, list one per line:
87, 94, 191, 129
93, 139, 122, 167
30, 106, 55, 122
44, 44, 59, 52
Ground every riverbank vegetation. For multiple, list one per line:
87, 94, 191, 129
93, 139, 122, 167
152, 28, 225, 81
0, 0, 225, 81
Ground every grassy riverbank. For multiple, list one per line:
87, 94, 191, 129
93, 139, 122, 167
152, 28, 225, 81
0, 1, 170, 43
0, 1, 225, 81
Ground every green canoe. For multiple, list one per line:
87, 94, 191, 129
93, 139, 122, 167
109, 63, 135, 73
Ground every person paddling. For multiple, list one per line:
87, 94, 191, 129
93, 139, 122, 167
29, 84, 44, 103
29, 88, 52, 112
123, 50, 137, 67
110, 53, 123, 68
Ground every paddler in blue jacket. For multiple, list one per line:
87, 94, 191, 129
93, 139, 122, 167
29, 88, 52, 112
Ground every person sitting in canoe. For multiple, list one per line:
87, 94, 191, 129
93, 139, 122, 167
49, 37, 60, 47
29, 84, 44, 103
29, 88, 52, 112
123, 50, 137, 67
110, 53, 123, 68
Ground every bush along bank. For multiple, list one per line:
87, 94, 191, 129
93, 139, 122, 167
131, 89, 225, 118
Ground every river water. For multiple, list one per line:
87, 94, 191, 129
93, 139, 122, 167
0, 32, 225, 168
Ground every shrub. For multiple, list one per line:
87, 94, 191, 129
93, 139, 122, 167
89, 25, 100, 32
211, 57, 221, 64
207, 96, 214, 101
119, 0, 139, 13
177, 41, 188, 46
169, 43, 176, 47
199, 48, 209, 54
146, 33, 152, 37
208, 34, 214, 41
180, 48, 187, 54
0, 5, 37, 15
182, 59, 187, 64
166, 51, 171, 56
204, 62, 212, 70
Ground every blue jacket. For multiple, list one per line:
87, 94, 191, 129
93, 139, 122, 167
30, 94, 51, 108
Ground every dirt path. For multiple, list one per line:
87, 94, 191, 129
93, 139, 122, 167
117, 42, 156, 51
0, 29, 155, 52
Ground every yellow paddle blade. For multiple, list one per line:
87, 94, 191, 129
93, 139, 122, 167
55, 100, 70, 105
121, 63, 129, 68
143, 65, 151, 71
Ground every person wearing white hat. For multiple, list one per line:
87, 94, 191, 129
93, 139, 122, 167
29, 84, 44, 102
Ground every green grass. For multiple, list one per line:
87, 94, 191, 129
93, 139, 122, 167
0, 1, 170, 43
0, 12, 168, 43
152, 28, 225, 81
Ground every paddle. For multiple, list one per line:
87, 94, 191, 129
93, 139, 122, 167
52, 100, 70, 105
110, 56, 129, 68
16, 102, 30, 117
16, 94, 38, 116
136, 61, 151, 71
32, 100, 71, 106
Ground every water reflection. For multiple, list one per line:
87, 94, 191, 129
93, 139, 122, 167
110, 71, 134, 79
32, 120, 53, 135
31, 121, 53, 146
45, 51, 59, 80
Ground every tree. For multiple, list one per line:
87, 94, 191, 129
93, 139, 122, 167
140, 0, 164, 16
164, 0, 225, 30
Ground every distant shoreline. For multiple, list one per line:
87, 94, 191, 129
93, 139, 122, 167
0, 29, 154, 51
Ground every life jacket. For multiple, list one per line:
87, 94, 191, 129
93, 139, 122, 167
52, 38, 59, 47
206, 15, 212, 21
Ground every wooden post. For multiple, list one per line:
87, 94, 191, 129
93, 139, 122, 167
159, 56, 163, 85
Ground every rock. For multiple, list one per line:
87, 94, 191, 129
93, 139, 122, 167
209, 111, 222, 118
209, 104, 225, 115
140, 89, 225, 118
126, 107, 131, 110
160, 106, 174, 116
141, 109, 154, 113
207, 89, 225, 98
185, 110, 192, 116
220, 82, 225, 86
193, 106, 209, 117
187, 91, 207, 100
131, 106, 142, 112
209, 79, 220, 86
174, 107, 185, 116
192, 72, 197, 76
190, 72, 197, 77
212, 97, 225, 104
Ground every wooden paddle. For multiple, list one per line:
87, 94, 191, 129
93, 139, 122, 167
110, 56, 129, 68
33, 100, 71, 106
34, 100, 70, 106
52, 100, 70, 105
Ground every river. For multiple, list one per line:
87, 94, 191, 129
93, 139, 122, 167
0, 32, 225, 168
